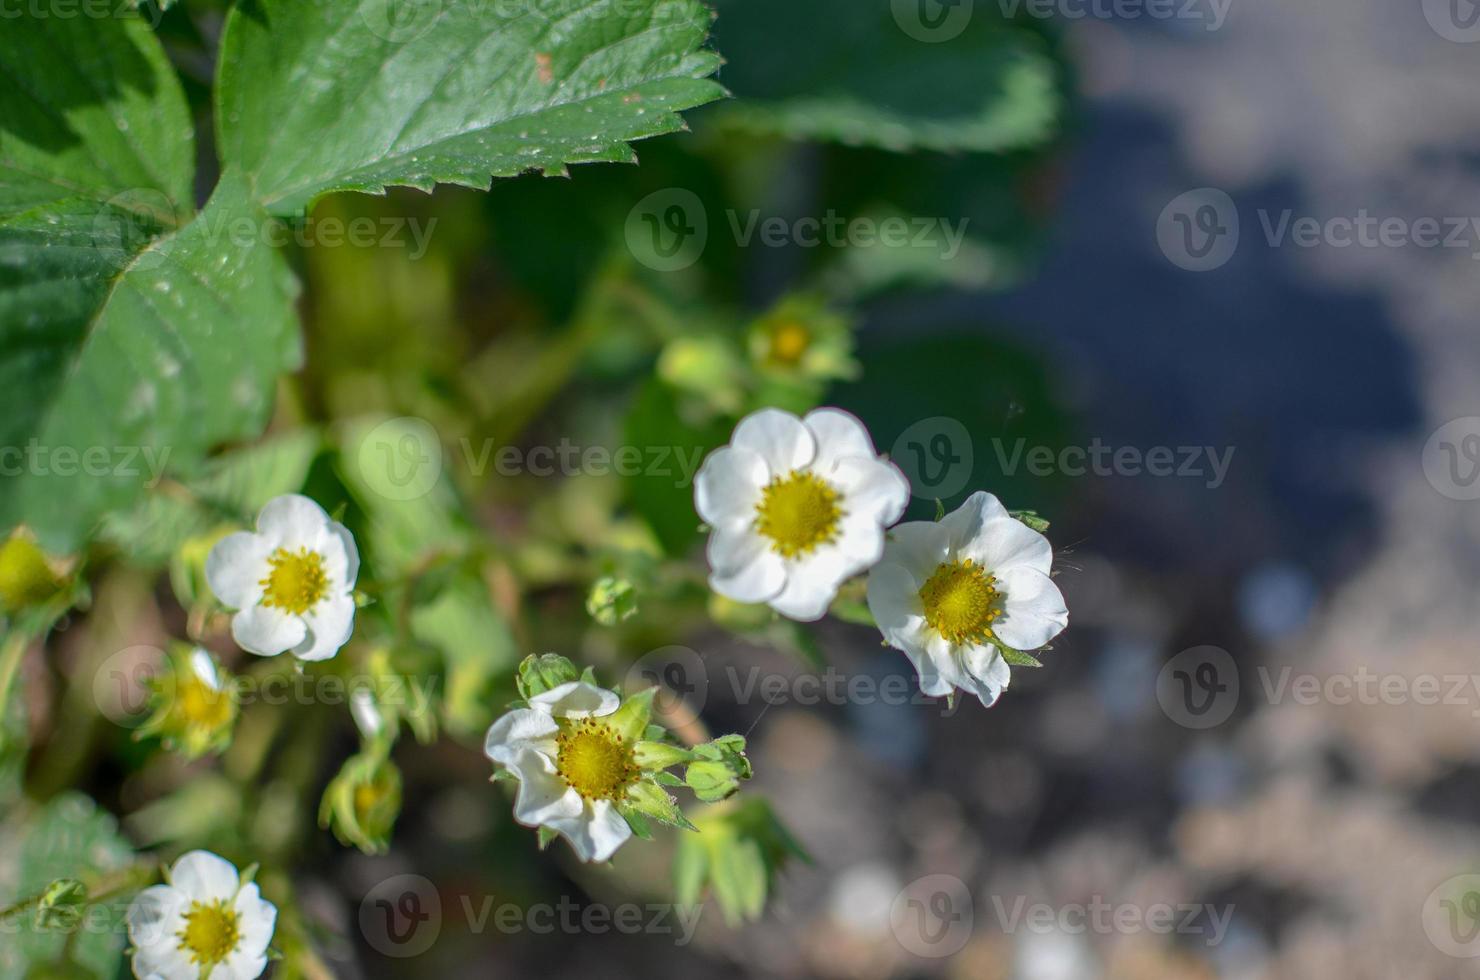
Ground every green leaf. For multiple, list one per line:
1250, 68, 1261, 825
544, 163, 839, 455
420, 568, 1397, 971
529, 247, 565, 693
215, 0, 726, 216
0, 168, 301, 552
673, 797, 805, 924
0, 15, 193, 218
707, 0, 1060, 153
0, 794, 138, 978
411, 573, 519, 736
100, 429, 321, 565
623, 378, 730, 557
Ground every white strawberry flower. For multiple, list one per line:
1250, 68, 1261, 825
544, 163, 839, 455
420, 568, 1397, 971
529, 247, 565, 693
126, 850, 277, 980
484, 681, 637, 863
694, 407, 909, 621
867, 491, 1067, 707
205, 495, 358, 662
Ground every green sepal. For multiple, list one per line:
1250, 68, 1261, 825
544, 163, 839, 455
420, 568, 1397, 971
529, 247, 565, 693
618, 805, 655, 840
998, 645, 1044, 668
606, 687, 656, 741
1010, 509, 1051, 532
626, 779, 698, 831
634, 740, 694, 771
536, 826, 560, 851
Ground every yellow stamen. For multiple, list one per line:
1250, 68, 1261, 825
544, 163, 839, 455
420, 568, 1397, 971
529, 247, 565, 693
555, 719, 637, 802
176, 672, 234, 732
177, 898, 241, 967
754, 470, 843, 559
919, 558, 1001, 645
767, 320, 811, 366
259, 547, 328, 615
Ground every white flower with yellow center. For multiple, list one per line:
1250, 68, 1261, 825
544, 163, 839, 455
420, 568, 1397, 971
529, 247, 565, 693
484, 681, 640, 862
867, 491, 1068, 706
126, 850, 276, 980
694, 407, 909, 621
205, 495, 358, 662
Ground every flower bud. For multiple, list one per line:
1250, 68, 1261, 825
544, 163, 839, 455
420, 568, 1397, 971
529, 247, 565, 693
136, 647, 238, 758
319, 751, 403, 855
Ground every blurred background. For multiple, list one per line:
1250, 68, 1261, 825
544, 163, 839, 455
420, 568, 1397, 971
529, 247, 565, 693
13, 0, 1480, 977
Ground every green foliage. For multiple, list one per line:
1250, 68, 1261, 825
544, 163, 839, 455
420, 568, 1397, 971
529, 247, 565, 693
216, 0, 725, 216
673, 797, 809, 925
708, 0, 1061, 153
0, 795, 140, 978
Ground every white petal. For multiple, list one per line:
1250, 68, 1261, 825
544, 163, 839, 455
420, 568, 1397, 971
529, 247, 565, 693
230, 604, 307, 657
205, 532, 270, 609
730, 407, 816, 474
508, 748, 584, 826
127, 884, 186, 951
767, 550, 849, 621
169, 850, 240, 903
293, 594, 355, 662
255, 494, 331, 547
882, 520, 951, 577
803, 407, 878, 469
866, 561, 924, 634
484, 708, 559, 764
311, 521, 358, 591
694, 446, 768, 529
956, 509, 1052, 576
131, 940, 193, 980
233, 882, 278, 957
189, 648, 222, 691
830, 455, 910, 526
898, 630, 962, 698
527, 680, 619, 719
993, 567, 1069, 650
707, 526, 786, 603
938, 490, 1010, 548
545, 798, 632, 863
959, 644, 1012, 707
216, 949, 270, 980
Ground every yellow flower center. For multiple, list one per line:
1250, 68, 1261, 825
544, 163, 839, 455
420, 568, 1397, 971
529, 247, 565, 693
177, 898, 241, 967
754, 470, 843, 559
767, 320, 811, 366
259, 547, 328, 615
176, 673, 234, 732
555, 719, 637, 802
919, 558, 1002, 646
